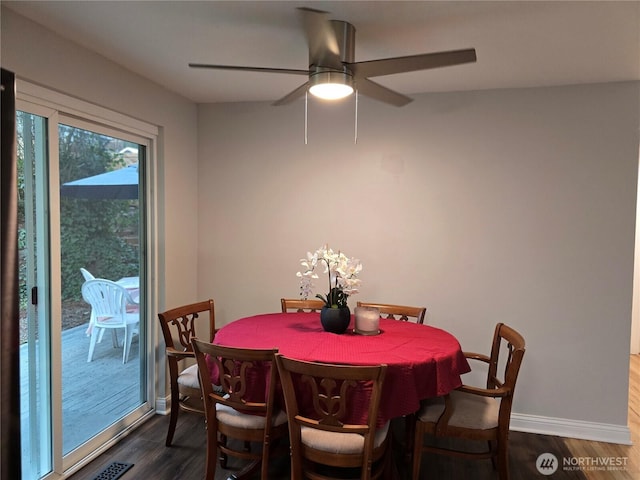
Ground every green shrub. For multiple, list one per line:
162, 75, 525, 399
58, 125, 140, 301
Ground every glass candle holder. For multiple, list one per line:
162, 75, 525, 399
354, 306, 381, 335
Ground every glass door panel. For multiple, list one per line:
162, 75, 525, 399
58, 124, 145, 454
18, 110, 53, 480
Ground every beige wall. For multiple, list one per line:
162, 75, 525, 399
197, 82, 640, 434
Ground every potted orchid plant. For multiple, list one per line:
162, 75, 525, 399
297, 244, 362, 333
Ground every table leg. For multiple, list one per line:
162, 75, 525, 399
405, 412, 416, 464
385, 426, 401, 480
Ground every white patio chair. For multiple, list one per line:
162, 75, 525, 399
81, 267, 115, 345
81, 268, 100, 336
82, 279, 139, 363
80, 267, 95, 281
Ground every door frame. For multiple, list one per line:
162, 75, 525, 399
17, 80, 160, 479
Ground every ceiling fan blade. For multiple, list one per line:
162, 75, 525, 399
189, 63, 308, 76
350, 48, 477, 78
272, 82, 309, 106
356, 78, 412, 107
298, 7, 343, 69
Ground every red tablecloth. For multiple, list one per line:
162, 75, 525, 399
211, 312, 470, 425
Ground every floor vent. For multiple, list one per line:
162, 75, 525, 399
92, 462, 133, 480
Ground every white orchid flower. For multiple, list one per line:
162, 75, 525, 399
296, 244, 363, 308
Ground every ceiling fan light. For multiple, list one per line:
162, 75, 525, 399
309, 83, 354, 100
309, 71, 354, 100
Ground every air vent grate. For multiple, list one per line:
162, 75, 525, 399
92, 462, 133, 480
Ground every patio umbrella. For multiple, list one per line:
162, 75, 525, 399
60, 164, 138, 200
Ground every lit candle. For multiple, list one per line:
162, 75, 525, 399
355, 306, 380, 335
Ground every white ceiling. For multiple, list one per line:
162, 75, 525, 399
5, 1, 640, 105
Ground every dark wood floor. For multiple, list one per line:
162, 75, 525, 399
69, 411, 586, 480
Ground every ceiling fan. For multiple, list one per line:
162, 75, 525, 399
189, 8, 476, 107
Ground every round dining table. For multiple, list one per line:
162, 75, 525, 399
212, 312, 471, 425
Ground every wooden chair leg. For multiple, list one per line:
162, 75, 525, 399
260, 438, 271, 480
204, 414, 217, 480
490, 440, 498, 470
166, 384, 180, 446
497, 441, 509, 480
290, 443, 303, 480
219, 434, 228, 468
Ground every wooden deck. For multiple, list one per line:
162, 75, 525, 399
20, 323, 141, 456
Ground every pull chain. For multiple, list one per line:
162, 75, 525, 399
304, 90, 308, 145
354, 90, 359, 145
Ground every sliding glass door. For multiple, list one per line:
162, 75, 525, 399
58, 121, 146, 456
18, 95, 155, 478
18, 108, 53, 480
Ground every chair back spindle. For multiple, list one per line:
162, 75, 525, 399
356, 301, 426, 324
281, 298, 326, 313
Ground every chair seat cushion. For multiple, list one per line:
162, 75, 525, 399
177, 363, 200, 389
216, 403, 288, 429
417, 390, 500, 431
300, 421, 389, 454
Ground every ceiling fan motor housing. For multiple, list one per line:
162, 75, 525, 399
308, 20, 356, 97
331, 20, 355, 64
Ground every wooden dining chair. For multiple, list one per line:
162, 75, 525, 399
356, 302, 426, 324
157, 299, 216, 446
192, 339, 288, 480
275, 354, 391, 480
281, 298, 325, 313
412, 323, 526, 480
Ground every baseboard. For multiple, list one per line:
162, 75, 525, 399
511, 413, 632, 445
155, 395, 170, 415
155, 396, 632, 444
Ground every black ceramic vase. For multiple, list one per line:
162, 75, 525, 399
320, 306, 351, 334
